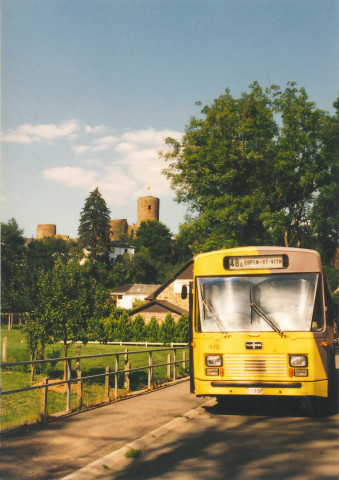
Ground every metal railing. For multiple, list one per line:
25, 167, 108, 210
1, 346, 189, 418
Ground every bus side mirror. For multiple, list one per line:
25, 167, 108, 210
181, 285, 188, 300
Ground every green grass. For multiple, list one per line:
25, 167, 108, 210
1, 326, 189, 430
125, 448, 142, 459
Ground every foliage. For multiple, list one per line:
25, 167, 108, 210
23, 261, 113, 378
309, 96, 339, 263
161, 82, 335, 253
159, 314, 176, 344
133, 220, 173, 260
1, 218, 27, 312
78, 187, 111, 264
175, 315, 189, 343
146, 317, 160, 342
130, 315, 147, 341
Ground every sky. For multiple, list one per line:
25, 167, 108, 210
1, 0, 338, 239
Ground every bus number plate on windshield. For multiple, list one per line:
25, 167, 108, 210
248, 387, 263, 395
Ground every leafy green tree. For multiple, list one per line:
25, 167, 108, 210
309, 96, 339, 262
130, 315, 146, 341
175, 315, 189, 343
95, 312, 119, 342
24, 261, 103, 378
26, 237, 78, 271
78, 187, 111, 263
23, 269, 54, 380
1, 218, 27, 312
130, 247, 158, 284
162, 82, 330, 251
116, 311, 133, 341
159, 314, 176, 344
146, 317, 160, 342
133, 220, 172, 260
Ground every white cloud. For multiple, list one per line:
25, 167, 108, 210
41, 125, 182, 207
84, 125, 107, 135
2, 119, 80, 143
93, 135, 119, 151
121, 128, 182, 146
43, 167, 98, 188
73, 144, 91, 154
85, 158, 103, 166
115, 142, 139, 154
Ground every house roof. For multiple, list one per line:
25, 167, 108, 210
129, 299, 188, 316
111, 284, 161, 296
146, 258, 193, 300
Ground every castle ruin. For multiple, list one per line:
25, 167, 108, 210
36, 195, 160, 241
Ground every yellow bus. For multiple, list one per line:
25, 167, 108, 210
184, 246, 337, 412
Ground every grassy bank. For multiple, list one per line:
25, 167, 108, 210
1, 326, 189, 430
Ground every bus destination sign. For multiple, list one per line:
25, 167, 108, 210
225, 255, 285, 270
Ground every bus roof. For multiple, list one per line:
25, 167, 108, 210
194, 246, 322, 275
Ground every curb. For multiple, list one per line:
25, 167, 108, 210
60, 398, 215, 480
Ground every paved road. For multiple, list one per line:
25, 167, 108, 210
0, 380, 206, 480
1, 356, 339, 480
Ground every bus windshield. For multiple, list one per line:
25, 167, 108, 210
197, 274, 319, 333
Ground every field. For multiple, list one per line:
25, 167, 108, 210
1, 326, 189, 430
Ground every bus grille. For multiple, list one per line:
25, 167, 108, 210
224, 354, 287, 379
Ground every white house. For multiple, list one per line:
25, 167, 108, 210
109, 241, 135, 264
110, 284, 160, 310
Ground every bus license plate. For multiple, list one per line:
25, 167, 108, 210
248, 387, 263, 395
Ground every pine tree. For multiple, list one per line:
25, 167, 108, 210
78, 188, 111, 263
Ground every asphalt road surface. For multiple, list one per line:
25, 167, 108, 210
1, 355, 339, 480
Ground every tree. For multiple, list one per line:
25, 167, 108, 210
116, 311, 133, 341
78, 187, 111, 263
146, 317, 160, 342
159, 314, 176, 344
133, 220, 172, 261
130, 315, 146, 341
26, 237, 78, 271
175, 315, 189, 343
162, 82, 330, 251
24, 261, 101, 378
1, 218, 27, 312
309, 96, 339, 263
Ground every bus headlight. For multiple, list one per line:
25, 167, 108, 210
206, 355, 223, 366
289, 355, 308, 367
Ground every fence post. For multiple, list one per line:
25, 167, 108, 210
167, 353, 171, 379
114, 354, 119, 399
66, 359, 72, 413
76, 344, 81, 372
124, 362, 130, 391
2, 337, 7, 363
148, 351, 153, 389
40, 378, 48, 417
173, 348, 176, 382
105, 366, 110, 402
182, 351, 186, 369
8, 314, 11, 331
77, 371, 83, 410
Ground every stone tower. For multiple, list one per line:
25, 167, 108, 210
37, 224, 56, 239
137, 196, 160, 227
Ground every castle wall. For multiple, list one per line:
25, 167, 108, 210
109, 219, 128, 241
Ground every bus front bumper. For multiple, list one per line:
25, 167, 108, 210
194, 378, 328, 398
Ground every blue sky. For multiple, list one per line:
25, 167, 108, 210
2, 0, 338, 239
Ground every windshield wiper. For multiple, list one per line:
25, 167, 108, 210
202, 299, 227, 336
250, 302, 285, 337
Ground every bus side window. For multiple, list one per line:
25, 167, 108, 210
311, 280, 324, 331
